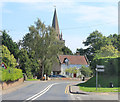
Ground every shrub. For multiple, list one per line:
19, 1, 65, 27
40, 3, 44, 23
0, 67, 23, 82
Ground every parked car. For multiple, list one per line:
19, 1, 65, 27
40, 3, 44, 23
56, 75, 66, 78
48, 75, 66, 78
48, 75, 57, 78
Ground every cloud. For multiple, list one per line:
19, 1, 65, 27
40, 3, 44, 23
74, 5, 117, 25
0, 0, 119, 3
17, 1, 118, 26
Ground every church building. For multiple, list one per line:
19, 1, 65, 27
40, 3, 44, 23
52, 8, 65, 43
51, 9, 89, 77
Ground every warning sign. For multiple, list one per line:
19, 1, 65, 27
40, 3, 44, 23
1, 63, 7, 69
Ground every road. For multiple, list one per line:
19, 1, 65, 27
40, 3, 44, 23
1, 80, 119, 101
2, 80, 78, 101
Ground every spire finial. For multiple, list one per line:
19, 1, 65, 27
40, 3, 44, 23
53, 5, 56, 9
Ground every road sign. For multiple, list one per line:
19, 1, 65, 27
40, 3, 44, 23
96, 65, 105, 91
96, 65, 104, 68
1, 62, 7, 69
96, 69, 105, 72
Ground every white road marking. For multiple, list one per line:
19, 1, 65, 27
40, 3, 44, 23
23, 82, 71, 102
25, 83, 58, 101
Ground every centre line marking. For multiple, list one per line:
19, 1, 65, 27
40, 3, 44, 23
25, 83, 58, 101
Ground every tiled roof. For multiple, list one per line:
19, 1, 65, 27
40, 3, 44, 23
58, 55, 88, 65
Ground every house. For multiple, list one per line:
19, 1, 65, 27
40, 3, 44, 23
58, 55, 89, 77
51, 8, 89, 77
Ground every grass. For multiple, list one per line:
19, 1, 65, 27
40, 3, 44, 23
77, 74, 119, 92
26, 79, 39, 81
78, 75, 119, 87
79, 86, 119, 92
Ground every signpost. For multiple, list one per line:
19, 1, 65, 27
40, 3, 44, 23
96, 65, 104, 91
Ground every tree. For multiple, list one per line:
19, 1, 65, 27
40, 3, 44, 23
62, 46, 73, 55
65, 67, 78, 77
2, 30, 19, 59
20, 19, 64, 79
82, 30, 112, 61
18, 48, 33, 78
76, 48, 86, 55
2, 45, 17, 68
94, 45, 119, 59
117, 34, 120, 51
80, 66, 92, 77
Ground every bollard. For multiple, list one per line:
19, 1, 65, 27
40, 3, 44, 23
109, 82, 113, 88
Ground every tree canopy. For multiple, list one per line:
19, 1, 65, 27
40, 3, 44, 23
2, 45, 17, 68
62, 46, 73, 55
2, 30, 19, 59
19, 19, 64, 79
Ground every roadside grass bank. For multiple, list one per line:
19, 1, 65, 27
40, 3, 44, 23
77, 75, 119, 92
26, 79, 40, 81
79, 86, 119, 92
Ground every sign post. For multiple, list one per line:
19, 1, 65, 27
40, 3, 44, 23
96, 65, 104, 91
96, 68, 98, 91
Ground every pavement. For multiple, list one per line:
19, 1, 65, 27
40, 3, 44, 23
69, 84, 119, 101
70, 85, 88, 95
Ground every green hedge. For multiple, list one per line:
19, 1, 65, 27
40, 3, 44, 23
91, 57, 120, 75
0, 67, 23, 82
78, 75, 118, 87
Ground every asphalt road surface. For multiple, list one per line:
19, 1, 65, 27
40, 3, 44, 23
1, 80, 119, 101
2, 80, 78, 101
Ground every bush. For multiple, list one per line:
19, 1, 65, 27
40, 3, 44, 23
78, 75, 118, 87
0, 67, 23, 82
91, 57, 119, 76
80, 66, 92, 77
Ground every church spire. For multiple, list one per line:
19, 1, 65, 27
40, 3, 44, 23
52, 8, 60, 39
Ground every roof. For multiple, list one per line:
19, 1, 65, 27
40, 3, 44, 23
52, 8, 60, 36
58, 55, 88, 65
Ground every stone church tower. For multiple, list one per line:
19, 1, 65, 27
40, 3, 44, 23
52, 8, 65, 43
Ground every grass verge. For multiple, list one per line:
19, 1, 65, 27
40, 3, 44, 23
79, 86, 119, 92
77, 75, 119, 92
26, 79, 39, 81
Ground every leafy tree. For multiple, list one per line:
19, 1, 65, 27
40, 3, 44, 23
94, 45, 119, 59
2, 30, 19, 59
117, 34, 120, 51
76, 48, 86, 55
62, 46, 73, 55
20, 19, 64, 79
81, 30, 113, 61
80, 66, 92, 77
18, 48, 33, 78
28, 51, 40, 77
65, 67, 78, 75
2, 45, 17, 68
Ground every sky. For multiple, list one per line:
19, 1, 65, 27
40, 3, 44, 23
0, 0, 119, 53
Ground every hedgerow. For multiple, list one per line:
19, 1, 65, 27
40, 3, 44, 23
0, 67, 23, 82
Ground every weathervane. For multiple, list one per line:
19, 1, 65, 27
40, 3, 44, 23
53, 5, 56, 9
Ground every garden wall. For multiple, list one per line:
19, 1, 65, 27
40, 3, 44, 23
0, 78, 24, 90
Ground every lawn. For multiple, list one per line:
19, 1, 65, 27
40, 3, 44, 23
79, 86, 119, 92
77, 75, 119, 92
26, 79, 39, 81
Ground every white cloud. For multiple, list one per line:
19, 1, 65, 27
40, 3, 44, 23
0, 0, 119, 3
0, 3, 3, 30
74, 5, 118, 26
19, 2, 118, 26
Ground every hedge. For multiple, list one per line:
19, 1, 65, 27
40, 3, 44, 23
0, 67, 23, 82
91, 57, 120, 75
